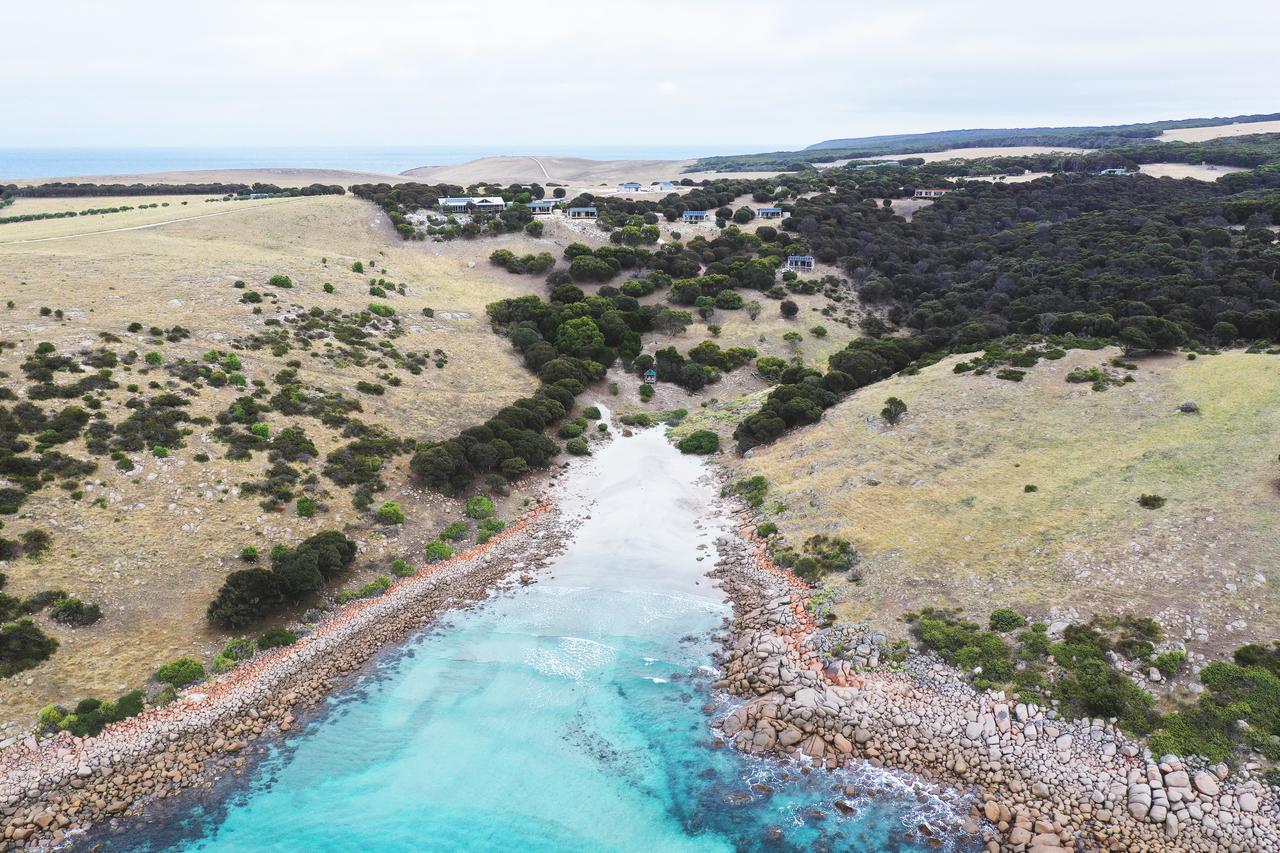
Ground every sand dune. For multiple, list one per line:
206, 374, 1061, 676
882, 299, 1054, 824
1158, 119, 1280, 143
5, 167, 409, 188
403, 155, 697, 186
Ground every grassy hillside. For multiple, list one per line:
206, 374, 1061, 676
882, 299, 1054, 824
722, 348, 1280, 652
0, 193, 542, 730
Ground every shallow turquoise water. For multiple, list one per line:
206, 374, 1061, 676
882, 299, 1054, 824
104, 429, 975, 852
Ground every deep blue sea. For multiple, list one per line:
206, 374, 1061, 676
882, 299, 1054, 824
0, 145, 765, 181
85, 428, 976, 853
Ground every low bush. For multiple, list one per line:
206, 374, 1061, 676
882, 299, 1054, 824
424, 540, 453, 562
375, 501, 405, 524
1154, 650, 1187, 676
256, 626, 297, 650
38, 689, 145, 737
676, 429, 719, 454
581, 406, 601, 420
0, 619, 58, 676
336, 575, 391, 604
1138, 494, 1166, 509
439, 522, 469, 542
50, 598, 102, 626
721, 476, 768, 507
296, 496, 318, 517
565, 437, 590, 455
464, 495, 494, 519
390, 558, 415, 578
988, 608, 1026, 633
154, 657, 205, 688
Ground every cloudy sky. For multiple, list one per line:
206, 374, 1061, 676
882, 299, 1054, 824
4, 0, 1277, 152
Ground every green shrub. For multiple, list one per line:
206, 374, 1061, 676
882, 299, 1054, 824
756, 522, 777, 537
152, 446, 169, 458
424, 540, 453, 562
906, 608, 1015, 686
368, 303, 395, 318
221, 637, 256, 662
144, 351, 163, 366
676, 429, 719, 454
296, 496, 318, 517
565, 437, 590, 455
988, 608, 1026, 633
336, 575, 391, 603
639, 384, 654, 401
352, 261, 363, 273
267, 275, 293, 288
881, 396, 907, 424
0, 619, 58, 676
581, 406, 601, 419
375, 502, 406, 524
211, 654, 237, 673
257, 626, 297, 650
1138, 494, 1166, 509
323, 283, 334, 294
1023, 484, 1038, 493
390, 559, 415, 578
250, 421, 271, 439
558, 421, 585, 438
464, 495, 494, 519
240, 546, 259, 562
154, 657, 205, 688
51, 598, 102, 626
437, 523, 467, 543
1154, 650, 1187, 676
995, 368, 1025, 382
722, 476, 769, 507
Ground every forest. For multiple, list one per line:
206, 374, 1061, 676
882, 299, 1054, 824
693, 112, 1280, 172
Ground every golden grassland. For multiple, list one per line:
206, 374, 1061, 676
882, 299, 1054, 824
0, 194, 544, 732
701, 349, 1279, 652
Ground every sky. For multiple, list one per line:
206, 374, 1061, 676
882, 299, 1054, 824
3, 0, 1278, 152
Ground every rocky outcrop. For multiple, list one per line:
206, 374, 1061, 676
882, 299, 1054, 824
709, 515, 1280, 852
0, 500, 564, 850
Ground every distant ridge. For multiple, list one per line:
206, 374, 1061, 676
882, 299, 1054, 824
805, 113, 1280, 151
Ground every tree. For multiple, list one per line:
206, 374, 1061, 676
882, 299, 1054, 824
881, 397, 907, 424
554, 317, 605, 358
780, 300, 799, 318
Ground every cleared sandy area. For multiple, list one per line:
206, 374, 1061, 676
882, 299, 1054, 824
1158, 119, 1280, 143
4, 168, 408, 189
821, 145, 1092, 167
1138, 162, 1248, 181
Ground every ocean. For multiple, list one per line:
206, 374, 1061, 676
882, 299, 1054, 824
0, 145, 770, 182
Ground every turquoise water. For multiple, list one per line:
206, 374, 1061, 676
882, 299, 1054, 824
100, 429, 974, 852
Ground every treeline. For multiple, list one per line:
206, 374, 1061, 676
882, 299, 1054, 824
206, 531, 356, 628
2, 181, 345, 200
694, 112, 1280, 171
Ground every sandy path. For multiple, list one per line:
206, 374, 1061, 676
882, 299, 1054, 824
0, 197, 302, 245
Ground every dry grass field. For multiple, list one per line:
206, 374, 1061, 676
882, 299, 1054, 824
708, 349, 1280, 653
0, 193, 545, 735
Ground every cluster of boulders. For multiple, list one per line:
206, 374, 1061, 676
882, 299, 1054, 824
708, 515, 1280, 852
0, 501, 565, 850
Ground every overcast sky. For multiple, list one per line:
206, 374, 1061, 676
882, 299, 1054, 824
4, 0, 1277, 151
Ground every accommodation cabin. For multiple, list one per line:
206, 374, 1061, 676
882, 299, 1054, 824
655, 180, 675, 191
1098, 168, 1129, 176
619, 182, 643, 192
786, 255, 815, 272
913, 188, 950, 199
437, 196, 510, 214
643, 369, 657, 385
757, 207, 783, 219
567, 207, 597, 219
527, 199, 556, 215
681, 210, 710, 223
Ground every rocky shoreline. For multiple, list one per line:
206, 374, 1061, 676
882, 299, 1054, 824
706, 503, 1280, 852
0, 498, 568, 850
